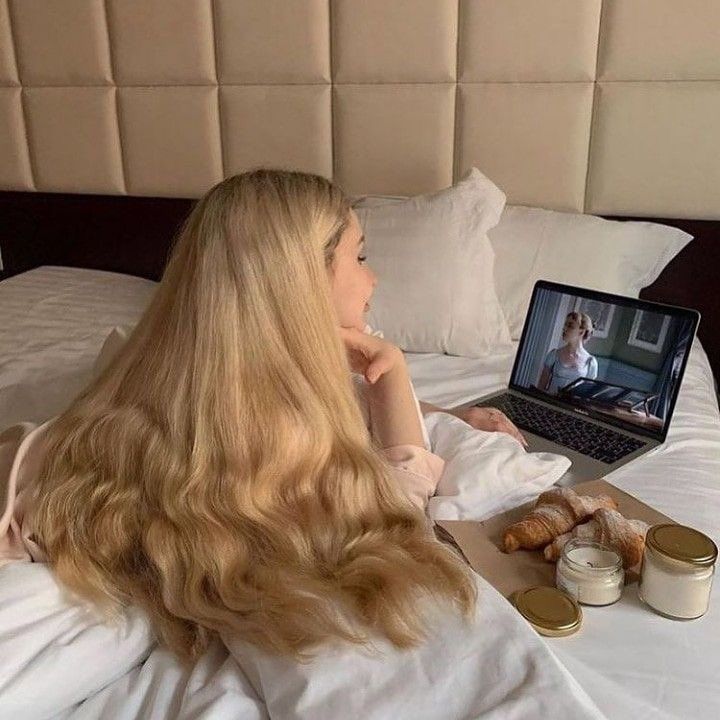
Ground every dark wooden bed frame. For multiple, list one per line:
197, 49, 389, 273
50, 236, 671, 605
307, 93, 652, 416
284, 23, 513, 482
1, 191, 718, 388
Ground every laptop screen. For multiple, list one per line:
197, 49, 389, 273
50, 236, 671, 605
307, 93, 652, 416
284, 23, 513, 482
510, 282, 699, 441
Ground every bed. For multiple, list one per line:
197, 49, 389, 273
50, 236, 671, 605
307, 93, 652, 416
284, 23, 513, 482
1, 265, 719, 719
2, 2, 720, 718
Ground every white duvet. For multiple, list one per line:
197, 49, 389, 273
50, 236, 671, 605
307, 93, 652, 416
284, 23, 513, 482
0, 561, 605, 720
1, 267, 719, 719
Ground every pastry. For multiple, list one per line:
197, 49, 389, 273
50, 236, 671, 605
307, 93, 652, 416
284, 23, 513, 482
543, 508, 650, 569
502, 487, 618, 552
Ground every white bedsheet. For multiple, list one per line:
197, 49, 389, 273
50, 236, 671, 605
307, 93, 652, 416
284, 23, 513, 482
0, 267, 156, 428
1, 267, 719, 719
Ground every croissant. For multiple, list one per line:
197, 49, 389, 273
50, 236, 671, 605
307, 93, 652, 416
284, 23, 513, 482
543, 508, 650, 569
502, 487, 618, 553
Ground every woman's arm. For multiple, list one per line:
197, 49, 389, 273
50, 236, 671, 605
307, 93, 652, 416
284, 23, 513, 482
538, 366, 552, 391
367, 362, 425, 449
538, 349, 555, 391
587, 356, 599, 380
419, 401, 527, 447
339, 327, 425, 450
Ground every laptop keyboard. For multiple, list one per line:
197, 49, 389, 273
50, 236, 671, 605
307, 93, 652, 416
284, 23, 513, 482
477, 394, 647, 464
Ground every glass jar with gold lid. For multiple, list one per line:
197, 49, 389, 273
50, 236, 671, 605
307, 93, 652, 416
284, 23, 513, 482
509, 586, 583, 637
638, 523, 717, 619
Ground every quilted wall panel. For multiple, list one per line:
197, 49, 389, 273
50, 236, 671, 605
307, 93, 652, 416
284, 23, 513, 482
0, 0, 718, 219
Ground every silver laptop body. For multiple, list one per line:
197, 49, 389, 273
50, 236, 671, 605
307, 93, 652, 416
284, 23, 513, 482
455, 281, 700, 488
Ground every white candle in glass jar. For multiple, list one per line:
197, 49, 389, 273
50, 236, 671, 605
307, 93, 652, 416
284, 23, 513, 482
556, 539, 624, 606
638, 524, 717, 620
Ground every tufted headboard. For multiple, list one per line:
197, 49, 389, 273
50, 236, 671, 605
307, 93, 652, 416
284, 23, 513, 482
1, 0, 719, 380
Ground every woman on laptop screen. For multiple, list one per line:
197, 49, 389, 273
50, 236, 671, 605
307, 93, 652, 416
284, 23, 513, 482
538, 312, 599, 394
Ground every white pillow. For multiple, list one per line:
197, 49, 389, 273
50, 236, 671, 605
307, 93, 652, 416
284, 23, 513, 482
353, 168, 512, 357
488, 205, 694, 339
425, 412, 570, 522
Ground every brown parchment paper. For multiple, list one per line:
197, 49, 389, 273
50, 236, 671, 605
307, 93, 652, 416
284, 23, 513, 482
437, 479, 675, 599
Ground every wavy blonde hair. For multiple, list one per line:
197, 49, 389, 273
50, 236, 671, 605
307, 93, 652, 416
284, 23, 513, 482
32, 169, 476, 662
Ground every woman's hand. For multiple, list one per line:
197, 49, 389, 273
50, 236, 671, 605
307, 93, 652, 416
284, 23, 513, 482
338, 326, 404, 384
452, 406, 528, 448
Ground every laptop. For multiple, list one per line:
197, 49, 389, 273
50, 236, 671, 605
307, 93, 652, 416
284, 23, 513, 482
456, 281, 700, 487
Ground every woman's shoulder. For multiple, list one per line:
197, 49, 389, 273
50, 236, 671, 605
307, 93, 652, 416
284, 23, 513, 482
1, 422, 53, 496
1, 422, 43, 488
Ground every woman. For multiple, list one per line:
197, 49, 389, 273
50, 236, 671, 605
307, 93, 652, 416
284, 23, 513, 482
538, 312, 598, 394
0, 171, 606, 719
1, 170, 480, 661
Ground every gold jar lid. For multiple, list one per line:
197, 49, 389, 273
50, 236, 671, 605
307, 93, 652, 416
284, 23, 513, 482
646, 524, 718, 566
509, 586, 582, 637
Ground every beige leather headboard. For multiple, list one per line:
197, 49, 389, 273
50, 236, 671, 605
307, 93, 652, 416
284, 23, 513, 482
1, 0, 719, 219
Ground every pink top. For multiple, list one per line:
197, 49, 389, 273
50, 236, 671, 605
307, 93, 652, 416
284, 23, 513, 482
0, 421, 50, 567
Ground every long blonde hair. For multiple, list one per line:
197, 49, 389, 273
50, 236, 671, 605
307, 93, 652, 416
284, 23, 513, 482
32, 169, 476, 662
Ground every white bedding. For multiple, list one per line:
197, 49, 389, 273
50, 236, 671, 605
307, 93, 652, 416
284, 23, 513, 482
1, 267, 719, 720
0, 267, 156, 428
0, 564, 604, 720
